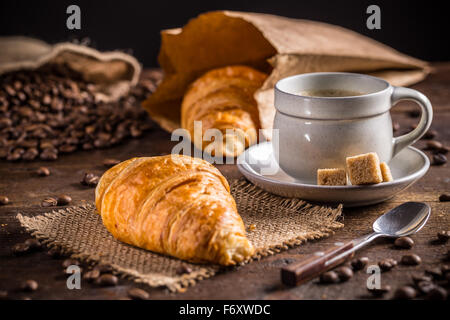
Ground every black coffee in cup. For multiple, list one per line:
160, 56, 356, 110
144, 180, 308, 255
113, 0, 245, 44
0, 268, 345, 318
299, 89, 364, 97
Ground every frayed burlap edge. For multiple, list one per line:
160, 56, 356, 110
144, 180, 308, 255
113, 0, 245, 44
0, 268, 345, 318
16, 206, 219, 292
17, 179, 343, 292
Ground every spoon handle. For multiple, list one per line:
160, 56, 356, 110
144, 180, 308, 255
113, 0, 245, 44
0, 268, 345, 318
281, 241, 354, 286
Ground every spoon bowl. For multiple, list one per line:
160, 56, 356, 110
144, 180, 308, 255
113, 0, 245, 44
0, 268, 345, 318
372, 202, 430, 237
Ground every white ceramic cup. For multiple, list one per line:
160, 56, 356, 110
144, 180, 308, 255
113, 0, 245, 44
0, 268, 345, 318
273, 72, 433, 183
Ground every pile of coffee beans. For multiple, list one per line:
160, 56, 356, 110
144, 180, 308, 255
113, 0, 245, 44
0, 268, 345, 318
398, 263, 450, 300
0, 69, 159, 161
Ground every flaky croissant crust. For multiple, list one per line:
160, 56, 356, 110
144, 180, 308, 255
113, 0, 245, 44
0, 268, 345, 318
95, 155, 254, 265
181, 65, 267, 157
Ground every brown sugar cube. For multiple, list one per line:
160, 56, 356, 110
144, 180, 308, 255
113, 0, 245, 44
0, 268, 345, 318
346, 152, 383, 185
380, 162, 394, 182
317, 168, 347, 186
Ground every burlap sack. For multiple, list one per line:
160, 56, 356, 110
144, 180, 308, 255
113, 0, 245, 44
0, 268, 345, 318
143, 11, 429, 138
0, 36, 141, 102
17, 179, 343, 292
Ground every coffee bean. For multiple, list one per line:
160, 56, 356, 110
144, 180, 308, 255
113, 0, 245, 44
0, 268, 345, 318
379, 258, 397, 271
422, 129, 437, 140
96, 274, 118, 286
127, 288, 150, 300
401, 254, 422, 266
5, 84, 16, 96
408, 110, 420, 118
0, 148, 8, 159
426, 286, 447, 300
435, 145, 450, 154
40, 148, 58, 161
412, 274, 433, 284
368, 285, 391, 297
176, 264, 193, 275
0, 69, 155, 162
41, 197, 57, 207
7, 148, 24, 161
394, 236, 414, 249
426, 140, 443, 150
0, 290, 8, 300
93, 138, 109, 149
425, 268, 443, 280
82, 143, 93, 150
439, 193, 450, 202
130, 125, 142, 138
83, 269, 100, 282
103, 158, 121, 168
56, 194, 72, 206
0, 195, 9, 205
432, 153, 447, 165
437, 230, 450, 242
42, 94, 51, 105
36, 166, 50, 177
393, 286, 416, 300
59, 144, 77, 153
94, 264, 113, 274
47, 247, 61, 258
24, 239, 41, 250
81, 172, 100, 187
12, 242, 30, 255
0, 118, 12, 129
416, 281, 435, 295
320, 271, 339, 284
441, 265, 450, 275
445, 273, 450, 284
21, 280, 38, 292
336, 266, 353, 282
22, 148, 38, 160
62, 258, 80, 268
351, 257, 369, 271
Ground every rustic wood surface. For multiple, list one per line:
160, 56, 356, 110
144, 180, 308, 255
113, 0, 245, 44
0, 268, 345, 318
0, 64, 449, 300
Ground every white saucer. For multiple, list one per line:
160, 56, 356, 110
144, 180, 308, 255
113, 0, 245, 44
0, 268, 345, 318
237, 142, 429, 207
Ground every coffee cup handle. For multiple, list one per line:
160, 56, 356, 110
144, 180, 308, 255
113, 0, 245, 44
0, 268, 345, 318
391, 87, 433, 157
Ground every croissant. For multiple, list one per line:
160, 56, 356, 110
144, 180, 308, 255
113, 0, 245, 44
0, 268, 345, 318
95, 155, 254, 265
181, 65, 267, 157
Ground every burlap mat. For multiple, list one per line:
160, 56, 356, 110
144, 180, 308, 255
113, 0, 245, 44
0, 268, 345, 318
17, 179, 343, 292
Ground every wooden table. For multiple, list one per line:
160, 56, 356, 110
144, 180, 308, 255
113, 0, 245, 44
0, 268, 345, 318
0, 64, 449, 300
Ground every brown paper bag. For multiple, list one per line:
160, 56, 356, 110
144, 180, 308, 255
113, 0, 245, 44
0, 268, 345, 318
143, 11, 429, 138
0, 36, 141, 102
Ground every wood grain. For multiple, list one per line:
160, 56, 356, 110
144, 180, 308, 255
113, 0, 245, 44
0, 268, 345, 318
0, 65, 449, 300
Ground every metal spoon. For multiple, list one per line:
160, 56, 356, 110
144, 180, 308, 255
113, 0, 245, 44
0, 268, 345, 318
281, 202, 431, 286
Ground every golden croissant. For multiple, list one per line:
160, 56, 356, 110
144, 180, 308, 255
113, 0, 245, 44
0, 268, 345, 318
95, 155, 254, 265
181, 65, 267, 157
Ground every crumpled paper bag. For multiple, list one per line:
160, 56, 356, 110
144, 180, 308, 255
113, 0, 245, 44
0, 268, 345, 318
143, 11, 429, 138
0, 36, 141, 102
